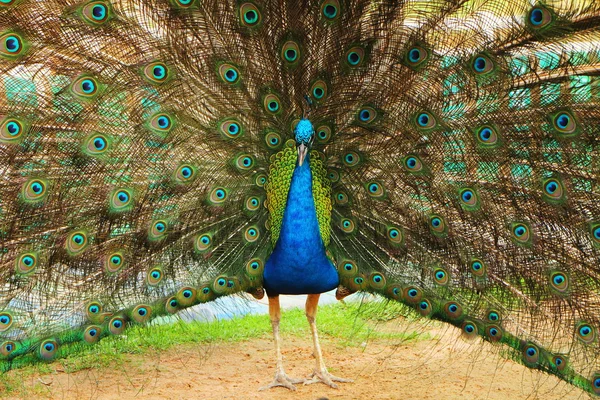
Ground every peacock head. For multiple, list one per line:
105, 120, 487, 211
295, 118, 314, 166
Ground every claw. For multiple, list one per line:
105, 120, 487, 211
304, 369, 353, 389
259, 372, 305, 391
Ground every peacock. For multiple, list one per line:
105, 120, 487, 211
0, 0, 600, 395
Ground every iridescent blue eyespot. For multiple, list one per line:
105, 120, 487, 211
461, 190, 473, 202
553, 274, 565, 285
228, 123, 240, 135
545, 181, 558, 194
408, 289, 418, 297
153, 65, 166, 80
181, 167, 192, 178
151, 271, 161, 279
594, 227, 600, 240
389, 229, 399, 238
137, 307, 147, 316
112, 319, 122, 328
200, 236, 210, 245
526, 346, 537, 357
465, 324, 475, 333
514, 226, 526, 237
530, 8, 544, 25
473, 56, 487, 72
417, 113, 429, 127
313, 87, 324, 99
449, 304, 458, 313
431, 217, 441, 227
31, 182, 42, 194
157, 116, 170, 129
73, 234, 84, 244
369, 183, 379, 193
44, 343, 55, 352
216, 189, 225, 199
225, 68, 238, 82
406, 157, 417, 168
0, 316, 10, 325
217, 278, 226, 286
435, 270, 445, 280
93, 137, 106, 150
409, 49, 421, 63
92, 4, 106, 20
183, 289, 192, 298
6, 122, 19, 136
479, 128, 492, 141
347, 51, 360, 65
323, 4, 337, 19
5, 36, 20, 53
359, 109, 371, 121
22, 256, 34, 266
580, 325, 592, 337
419, 301, 428, 310
117, 191, 129, 203
267, 101, 279, 112
81, 79, 95, 94
345, 154, 354, 163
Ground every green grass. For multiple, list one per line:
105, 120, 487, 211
0, 300, 429, 394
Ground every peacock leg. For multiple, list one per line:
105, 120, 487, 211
304, 293, 353, 388
259, 295, 305, 391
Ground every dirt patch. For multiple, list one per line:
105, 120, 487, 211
4, 327, 584, 399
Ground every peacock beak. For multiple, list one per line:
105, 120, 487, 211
297, 143, 308, 166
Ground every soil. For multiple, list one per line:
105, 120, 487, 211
5, 325, 586, 400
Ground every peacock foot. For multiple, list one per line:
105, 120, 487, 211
304, 368, 353, 389
259, 372, 305, 391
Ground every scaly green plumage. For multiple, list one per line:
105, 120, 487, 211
0, 0, 600, 396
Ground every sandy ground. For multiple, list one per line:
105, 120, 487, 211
4, 323, 590, 400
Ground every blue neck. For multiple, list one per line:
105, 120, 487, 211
263, 154, 339, 295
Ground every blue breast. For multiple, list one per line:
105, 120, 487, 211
263, 154, 340, 296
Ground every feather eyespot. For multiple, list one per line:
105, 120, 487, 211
209, 187, 227, 204
403, 286, 422, 304
576, 323, 596, 344
549, 271, 569, 294
405, 44, 429, 68
334, 191, 348, 205
321, 0, 340, 20
387, 227, 403, 245
366, 181, 384, 198
109, 317, 125, 335
369, 273, 386, 290
217, 63, 241, 84
522, 343, 540, 365
357, 106, 377, 124
105, 252, 126, 274
244, 226, 260, 243
263, 94, 281, 114
552, 355, 567, 371
551, 111, 577, 136
458, 187, 479, 210
470, 259, 486, 277
0, 117, 26, 142
472, 54, 494, 74
475, 125, 499, 147
143, 61, 170, 84
0, 341, 16, 357
148, 112, 174, 135
342, 151, 361, 167
246, 258, 264, 276
311, 80, 328, 101
443, 301, 462, 319
132, 305, 152, 323
176, 287, 197, 307
592, 374, 600, 395
0, 32, 26, 59
66, 231, 89, 255
403, 155, 423, 172
0, 313, 13, 332
338, 260, 358, 278
433, 268, 449, 286
316, 125, 332, 143
70, 76, 100, 99
22, 178, 48, 204
417, 299, 433, 317
590, 223, 600, 246
345, 46, 365, 67
15, 252, 38, 274
147, 267, 163, 286
39, 340, 58, 360
528, 5, 553, 29
239, 3, 261, 27
109, 188, 134, 212
340, 218, 355, 233
265, 131, 281, 149
462, 322, 478, 339
511, 222, 531, 246
195, 233, 212, 252
415, 112, 436, 130
429, 214, 447, 237
235, 154, 255, 171
281, 40, 301, 65
83, 134, 109, 155
542, 177, 565, 203
81, 1, 111, 25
